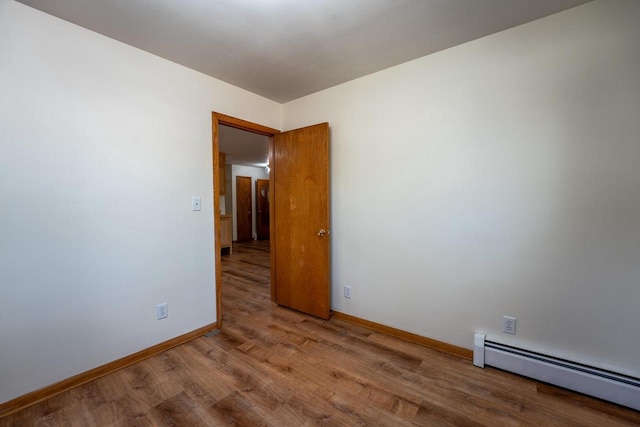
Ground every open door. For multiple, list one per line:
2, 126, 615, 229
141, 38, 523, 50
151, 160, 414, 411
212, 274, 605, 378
272, 123, 330, 319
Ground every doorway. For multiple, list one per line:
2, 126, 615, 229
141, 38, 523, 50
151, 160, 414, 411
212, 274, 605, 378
212, 113, 330, 326
213, 113, 277, 327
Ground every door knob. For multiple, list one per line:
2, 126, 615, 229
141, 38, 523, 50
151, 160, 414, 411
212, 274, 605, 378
317, 229, 328, 237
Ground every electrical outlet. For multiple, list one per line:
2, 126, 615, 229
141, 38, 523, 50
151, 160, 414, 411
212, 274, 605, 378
503, 315, 516, 335
157, 303, 168, 320
344, 285, 352, 299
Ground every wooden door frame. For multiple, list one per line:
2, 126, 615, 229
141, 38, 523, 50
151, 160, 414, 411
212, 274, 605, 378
212, 112, 280, 327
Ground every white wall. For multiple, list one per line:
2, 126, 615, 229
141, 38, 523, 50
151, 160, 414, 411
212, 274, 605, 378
282, 0, 640, 377
230, 165, 269, 241
0, 0, 280, 404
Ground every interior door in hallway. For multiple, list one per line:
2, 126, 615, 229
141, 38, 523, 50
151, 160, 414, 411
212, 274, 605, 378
236, 176, 252, 242
255, 179, 270, 240
273, 123, 330, 319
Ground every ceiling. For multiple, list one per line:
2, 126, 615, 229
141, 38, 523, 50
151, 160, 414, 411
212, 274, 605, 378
219, 125, 269, 167
17, 0, 591, 103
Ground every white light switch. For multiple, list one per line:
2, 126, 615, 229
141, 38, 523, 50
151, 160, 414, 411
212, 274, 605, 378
192, 197, 201, 211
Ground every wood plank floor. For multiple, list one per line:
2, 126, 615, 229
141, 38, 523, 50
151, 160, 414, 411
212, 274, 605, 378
3, 240, 639, 426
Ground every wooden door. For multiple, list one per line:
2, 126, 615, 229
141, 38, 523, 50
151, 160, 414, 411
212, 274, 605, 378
255, 179, 270, 240
236, 176, 252, 242
273, 123, 330, 319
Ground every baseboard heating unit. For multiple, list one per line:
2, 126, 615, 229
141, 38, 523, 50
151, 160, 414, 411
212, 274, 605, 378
473, 333, 640, 411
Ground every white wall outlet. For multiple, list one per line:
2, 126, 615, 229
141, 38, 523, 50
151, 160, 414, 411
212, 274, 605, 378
503, 315, 516, 335
157, 303, 168, 320
192, 197, 201, 211
344, 285, 352, 299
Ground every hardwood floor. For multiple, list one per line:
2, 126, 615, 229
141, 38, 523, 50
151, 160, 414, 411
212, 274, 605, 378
3, 240, 639, 426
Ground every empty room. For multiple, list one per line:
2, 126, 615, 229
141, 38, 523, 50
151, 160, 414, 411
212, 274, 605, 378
1, 0, 639, 425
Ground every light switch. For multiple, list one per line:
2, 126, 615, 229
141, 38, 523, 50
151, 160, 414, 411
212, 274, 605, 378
192, 197, 201, 211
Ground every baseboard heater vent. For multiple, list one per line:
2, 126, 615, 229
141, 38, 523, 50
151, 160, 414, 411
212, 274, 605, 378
473, 333, 640, 411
